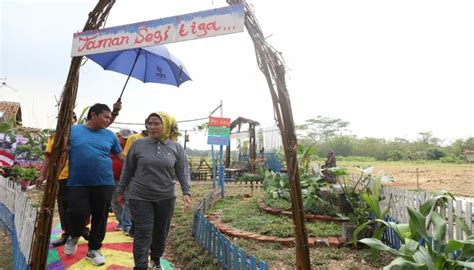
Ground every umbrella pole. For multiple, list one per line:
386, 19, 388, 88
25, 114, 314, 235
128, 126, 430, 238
117, 48, 142, 102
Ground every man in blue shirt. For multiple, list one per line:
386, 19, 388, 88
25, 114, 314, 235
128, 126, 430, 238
64, 103, 125, 266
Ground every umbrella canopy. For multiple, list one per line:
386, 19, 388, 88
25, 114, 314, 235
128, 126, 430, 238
87, 45, 192, 101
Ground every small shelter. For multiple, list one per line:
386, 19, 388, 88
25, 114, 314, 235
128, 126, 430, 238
225, 117, 259, 172
465, 150, 474, 162
0, 101, 22, 125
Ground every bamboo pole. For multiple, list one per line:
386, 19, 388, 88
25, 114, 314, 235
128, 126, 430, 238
227, 1, 311, 268
29, 1, 115, 269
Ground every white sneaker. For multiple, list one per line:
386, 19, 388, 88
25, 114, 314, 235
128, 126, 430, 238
63, 236, 79, 256
86, 249, 106, 266
148, 259, 161, 269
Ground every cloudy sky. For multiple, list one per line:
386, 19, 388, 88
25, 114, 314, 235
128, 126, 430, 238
1, 0, 474, 149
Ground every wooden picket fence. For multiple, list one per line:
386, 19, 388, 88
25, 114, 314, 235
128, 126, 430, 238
379, 186, 474, 248
0, 176, 37, 270
192, 189, 268, 270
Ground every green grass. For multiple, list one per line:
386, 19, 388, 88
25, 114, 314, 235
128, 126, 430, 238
264, 197, 291, 210
167, 181, 394, 269
210, 195, 341, 237
234, 238, 393, 269
167, 182, 219, 269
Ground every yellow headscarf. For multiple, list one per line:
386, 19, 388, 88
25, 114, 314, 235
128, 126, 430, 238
155, 112, 181, 141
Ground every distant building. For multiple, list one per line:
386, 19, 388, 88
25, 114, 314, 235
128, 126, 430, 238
0, 101, 22, 125
465, 150, 474, 162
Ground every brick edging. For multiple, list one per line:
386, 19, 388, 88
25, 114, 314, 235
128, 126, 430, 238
207, 213, 345, 247
257, 200, 349, 224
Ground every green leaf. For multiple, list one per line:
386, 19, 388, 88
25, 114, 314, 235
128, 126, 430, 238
400, 238, 419, 257
457, 244, 474, 261
279, 177, 287, 189
353, 221, 371, 243
412, 246, 434, 270
453, 261, 474, 269
383, 257, 427, 270
456, 217, 472, 237
358, 238, 405, 256
361, 192, 381, 219
419, 192, 453, 216
396, 223, 413, 240
431, 212, 446, 250
407, 207, 428, 240
433, 256, 447, 269
445, 239, 474, 253
326, 167, 348, 177
372, 223, 387, 240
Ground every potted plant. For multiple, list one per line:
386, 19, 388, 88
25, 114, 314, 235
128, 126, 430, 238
11, 166, 39, 191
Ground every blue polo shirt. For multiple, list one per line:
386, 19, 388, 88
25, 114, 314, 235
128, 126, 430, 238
67, 124, 122, 187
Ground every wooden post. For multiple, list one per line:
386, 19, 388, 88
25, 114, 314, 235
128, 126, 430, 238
29, 1, 116, 269
227, 1, 311, 268
416, 168, 419, 190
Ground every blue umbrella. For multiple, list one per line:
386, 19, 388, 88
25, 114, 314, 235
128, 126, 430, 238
87, 45, 192, 102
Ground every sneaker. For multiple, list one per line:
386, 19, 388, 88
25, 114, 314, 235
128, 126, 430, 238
51, 234, 68, 247
63, 236, 79, 256
86, 249, 106, 266
148, 259, 161, 270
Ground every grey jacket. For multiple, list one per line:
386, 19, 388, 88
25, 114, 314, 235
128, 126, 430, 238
116, 137, 191, 201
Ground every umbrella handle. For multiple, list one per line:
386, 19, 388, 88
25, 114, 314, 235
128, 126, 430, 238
117, 48, 142, 102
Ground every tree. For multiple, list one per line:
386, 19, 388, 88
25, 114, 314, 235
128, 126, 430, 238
417, 131, 442, 146
425, 147, 446, 160
327, 135, 354, 157
296, 116, 350, 144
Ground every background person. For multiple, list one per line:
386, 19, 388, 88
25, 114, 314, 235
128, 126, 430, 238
116, 112, 191, 270
35, 112, 90, 246
111, 128, 133, 234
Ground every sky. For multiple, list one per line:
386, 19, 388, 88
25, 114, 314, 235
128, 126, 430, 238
1, 0, 474, 149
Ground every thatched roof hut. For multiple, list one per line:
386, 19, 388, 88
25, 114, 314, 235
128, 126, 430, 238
0, 101, 22, 125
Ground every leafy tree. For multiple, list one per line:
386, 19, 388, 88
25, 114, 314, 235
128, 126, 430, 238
15, 129, 46, 161
352, 137, 388, 160
417, 131, 443, 147
327, 135, 354, 157
387, 149, 405, 161
296, 116, 350, 143
0, 117, 18, 147
425, 147, 447, 160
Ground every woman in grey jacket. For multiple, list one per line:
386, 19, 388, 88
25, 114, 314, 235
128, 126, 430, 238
116, 112, 191, 270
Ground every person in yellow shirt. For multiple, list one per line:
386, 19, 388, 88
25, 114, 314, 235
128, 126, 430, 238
123, 130, 147, 154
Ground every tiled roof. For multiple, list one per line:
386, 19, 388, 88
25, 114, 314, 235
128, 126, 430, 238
0, 101, 22, 123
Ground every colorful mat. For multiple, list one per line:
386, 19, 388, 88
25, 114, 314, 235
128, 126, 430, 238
47, 216, 173, 269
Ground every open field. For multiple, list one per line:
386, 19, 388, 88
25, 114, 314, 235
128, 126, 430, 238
337, 161, 474, 197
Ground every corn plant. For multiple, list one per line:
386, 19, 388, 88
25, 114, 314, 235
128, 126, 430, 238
359, 191, 474, 269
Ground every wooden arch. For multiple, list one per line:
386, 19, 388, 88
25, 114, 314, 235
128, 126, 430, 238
31, 1, 310, 269
224, 117, 260, 172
